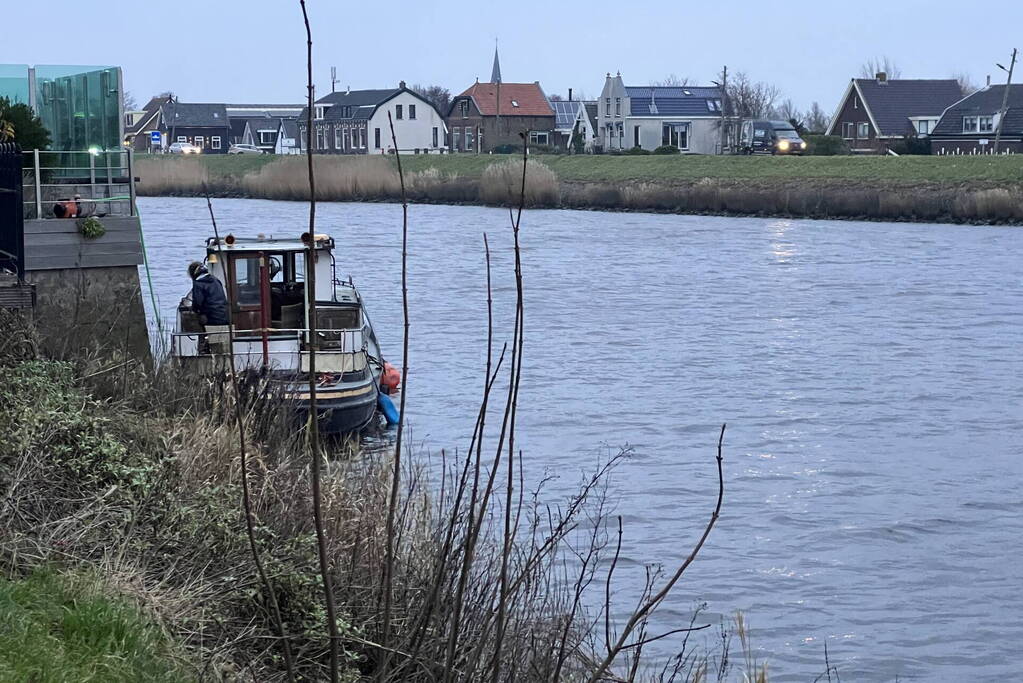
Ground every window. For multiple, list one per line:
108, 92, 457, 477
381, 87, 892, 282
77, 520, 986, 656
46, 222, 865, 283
395, 104, 403, 120
211, 136, 221, 149
316, 128, 324, 150
334, 128, 342, 149
314, 105, 327, 120
615, 97, 621, 117
661, 123, 688, 150
962, 116, 978, 133
634, 125, 641, 147
853, 96, 859, 110
374, 127, 381, 149
511, 100, 519, 108
359, 128, 366, 148
528, 131, 549, 145
432, 126, 438, 147
857, 122, 870, 139
465, 127, 474, 151
232, 257, 261, 307
842, 122, 854, 139
342, 129, 350, 151
605, 97, 611, 116
177, 135, 187, 143
460, 100, 469, 118
341, 105, 352, 118
916, 120, 930, 135
707, 99, 721, 112
409, 104, 416, 120
979, 116, 994, 132
453, 126, 461, 151
259, 130, 275, 144
194, 135, 204, 148
618, 123, 623, 140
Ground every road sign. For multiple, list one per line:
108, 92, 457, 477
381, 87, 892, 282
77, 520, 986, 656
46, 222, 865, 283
150, 131, 162, 144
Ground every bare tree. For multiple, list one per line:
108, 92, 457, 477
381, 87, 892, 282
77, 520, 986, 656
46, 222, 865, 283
953, 71, 979, 95
775, 98, 802, 125
650, 73, 690, 87
804, 101, 831, 134
727, 71, 781, 119
548, 93, 564, 101
860, 56, 902, 79
411, 84, 452, 115
123, 90, 138, 111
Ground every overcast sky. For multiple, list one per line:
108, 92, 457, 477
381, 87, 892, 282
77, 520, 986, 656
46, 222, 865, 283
4, 0, 1021, 114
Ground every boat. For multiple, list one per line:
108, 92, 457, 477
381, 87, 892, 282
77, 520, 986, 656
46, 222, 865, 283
170, 231, 396, 433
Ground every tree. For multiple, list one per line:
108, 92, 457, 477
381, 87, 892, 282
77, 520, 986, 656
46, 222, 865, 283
953, 71, 979, 96
727, 72, 781, 119
860, 56, 902, 79
0, 97, 51, 149
548, 93, 564, 101
803, 101, 831, 134
123, 90, 138, 111
775, 99, 802, 124
650, 74, 689, 87
411, 84, 451, 114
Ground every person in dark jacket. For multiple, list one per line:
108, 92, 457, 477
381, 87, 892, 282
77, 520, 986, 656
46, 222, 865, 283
188, 261, 230, 325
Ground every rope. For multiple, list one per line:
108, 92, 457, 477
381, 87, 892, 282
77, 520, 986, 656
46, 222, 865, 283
134, 204, 164, 339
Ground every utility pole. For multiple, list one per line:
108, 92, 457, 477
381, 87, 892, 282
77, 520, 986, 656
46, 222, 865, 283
993, 48, 1017, 155
720, 66, 729, 155
330, 66, 337, 93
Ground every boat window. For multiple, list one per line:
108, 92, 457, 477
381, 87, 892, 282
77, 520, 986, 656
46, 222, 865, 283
233, 257, 261, 306
268, 255, 284, 282
292, 252, 305, 282
319, 307, 360, 331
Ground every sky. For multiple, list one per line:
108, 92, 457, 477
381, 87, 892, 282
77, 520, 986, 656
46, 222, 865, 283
4, 0, 1022, 115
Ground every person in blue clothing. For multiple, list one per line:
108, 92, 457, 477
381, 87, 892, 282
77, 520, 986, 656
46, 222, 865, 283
187, 261, 230, 326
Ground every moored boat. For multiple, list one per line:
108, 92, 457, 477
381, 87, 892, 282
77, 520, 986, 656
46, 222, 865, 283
170, 232, 394, 433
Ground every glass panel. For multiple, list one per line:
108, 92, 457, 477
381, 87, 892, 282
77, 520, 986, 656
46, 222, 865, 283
0, 64, 31, 105
233, 257, 261, 306
34, 65, 121, 153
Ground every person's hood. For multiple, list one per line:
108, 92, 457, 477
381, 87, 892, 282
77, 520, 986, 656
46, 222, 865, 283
192, 265, 211, 280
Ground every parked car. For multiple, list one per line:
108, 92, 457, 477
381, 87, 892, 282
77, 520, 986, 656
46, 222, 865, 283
228, 143, 265, 155
168, 142, 201, 155
740, 120, 807, 155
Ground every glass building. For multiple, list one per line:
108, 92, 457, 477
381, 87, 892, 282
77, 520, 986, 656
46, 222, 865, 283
0, 64, 124, 152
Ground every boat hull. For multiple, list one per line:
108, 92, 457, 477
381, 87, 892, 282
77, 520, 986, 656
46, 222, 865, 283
291, 381, 379, 434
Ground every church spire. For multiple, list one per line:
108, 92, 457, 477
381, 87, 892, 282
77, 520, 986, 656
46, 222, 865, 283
491, 41, 502, 84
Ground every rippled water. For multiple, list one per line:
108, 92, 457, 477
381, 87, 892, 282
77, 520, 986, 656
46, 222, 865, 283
138, 197, 1023, 682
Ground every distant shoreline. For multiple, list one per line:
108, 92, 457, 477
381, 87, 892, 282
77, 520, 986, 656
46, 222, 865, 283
135, 154, 1023, 225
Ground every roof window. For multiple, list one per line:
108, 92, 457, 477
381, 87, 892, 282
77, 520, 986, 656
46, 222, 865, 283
683, 89, 692, 96
511, 100, 519, 107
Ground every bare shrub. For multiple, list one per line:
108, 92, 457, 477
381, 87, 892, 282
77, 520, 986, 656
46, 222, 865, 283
479, 159, 560, 207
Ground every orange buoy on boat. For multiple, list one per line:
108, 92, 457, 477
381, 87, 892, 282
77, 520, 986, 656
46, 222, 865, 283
380, 362, 401, 394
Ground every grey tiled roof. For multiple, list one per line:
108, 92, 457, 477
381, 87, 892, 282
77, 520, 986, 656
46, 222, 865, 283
932, 84, 1023, 136
162, 102, 228, 128
855, 79, 963, 136
299, 89, 401, 121
624, 85, 723, 117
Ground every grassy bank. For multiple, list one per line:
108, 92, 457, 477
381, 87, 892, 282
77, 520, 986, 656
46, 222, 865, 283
136, 153, 1023, 224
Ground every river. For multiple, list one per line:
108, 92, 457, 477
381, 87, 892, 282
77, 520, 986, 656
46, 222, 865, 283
137, 197, 1023, 682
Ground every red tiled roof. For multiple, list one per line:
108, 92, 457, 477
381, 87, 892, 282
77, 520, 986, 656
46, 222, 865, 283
459, 82, 554, 117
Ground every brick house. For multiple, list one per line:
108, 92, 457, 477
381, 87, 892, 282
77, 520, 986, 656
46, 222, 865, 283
930, 84, 1023, 155
298, 83, 447, 154
125, 95, 173, 152
446, 81, 556, 152
825, 74, 962, 153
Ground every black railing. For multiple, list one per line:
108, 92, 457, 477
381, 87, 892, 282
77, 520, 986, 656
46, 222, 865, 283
0, 142, 25, 278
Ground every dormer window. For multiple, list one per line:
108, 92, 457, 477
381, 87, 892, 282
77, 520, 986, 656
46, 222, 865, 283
979, 115, 994, 132
314, 105, 329, 120
962, 116, 978, 133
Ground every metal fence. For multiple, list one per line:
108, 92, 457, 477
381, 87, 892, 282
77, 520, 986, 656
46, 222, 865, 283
21, 148, 136, 220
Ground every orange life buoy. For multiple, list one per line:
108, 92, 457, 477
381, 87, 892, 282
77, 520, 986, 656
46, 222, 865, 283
380, 362, 401, 394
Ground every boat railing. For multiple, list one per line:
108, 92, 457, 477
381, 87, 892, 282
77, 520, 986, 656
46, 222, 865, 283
21, 148, 136, 219
171, 327, 368, 362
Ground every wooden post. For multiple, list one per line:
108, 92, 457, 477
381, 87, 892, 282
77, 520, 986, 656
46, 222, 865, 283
993, 48, 1017, 155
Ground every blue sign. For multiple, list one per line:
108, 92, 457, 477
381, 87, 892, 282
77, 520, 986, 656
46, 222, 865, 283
150, 131, 162, 144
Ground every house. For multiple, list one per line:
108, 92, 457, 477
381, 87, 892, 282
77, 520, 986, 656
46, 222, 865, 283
225, 103, 303, 145
930, 84, 1023, 155
825, 73, 963, 153
159, 102, 231, 153
125, 95, 174, 152
551, 98, 596, 152
242, 116, 282, 153
275, 119, 300, 155
596, 72, 725, 154
298, 82, 448, 154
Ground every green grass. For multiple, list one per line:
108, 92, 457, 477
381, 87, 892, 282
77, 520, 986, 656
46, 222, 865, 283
142, 151, 1023, 186
0, 570, 191, 682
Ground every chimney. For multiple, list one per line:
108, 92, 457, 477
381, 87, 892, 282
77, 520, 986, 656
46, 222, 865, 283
346, 85, 351, 95
568, 88, 573, 101
399, 80, 406, 89
987, 74, 992, 87
876, 72, 888, 84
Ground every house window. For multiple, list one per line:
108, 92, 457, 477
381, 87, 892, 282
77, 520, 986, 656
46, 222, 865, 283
618, 123, 623, 141
334, 128, 342, 149
962, 116, 978, 133
342, 105, 352, 118
396, 104, 403, 120
460, 101, 469, 118
342, 129, 350, 151
315, 105, 327, 120
259, 130, 275, 144
634, 125, 641, 147
842, 122, 854, 139
605, 97, 611, 116
316, 129, 324, 150
661, 123, 688, 150
916, 120, 930, 135
374, 128, 381, 149
857, 122, 870, 139
853, 96, 859, 110
979, 116, 994, 132
194, 136, 204, 148
360, 128, 366, 148
432, 126, 438, 147
211, 136, 221, 150
453, 126, 461, 151
528, 131, 549, 146
615, 97, 621, 117
409, 104, 416, 120
465, 127, 474, 151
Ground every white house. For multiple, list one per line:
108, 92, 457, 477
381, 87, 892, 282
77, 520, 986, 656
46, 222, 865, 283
275, 119, 300, 154
596, 72, 725, 154
299, 82, 448, 154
